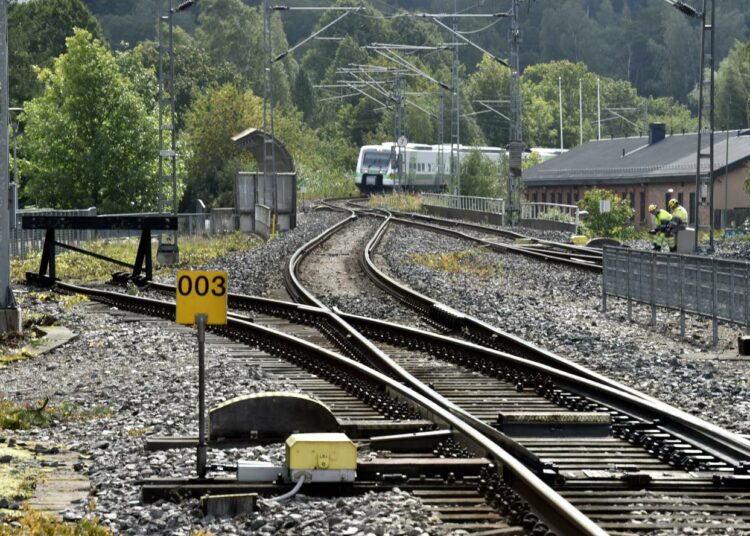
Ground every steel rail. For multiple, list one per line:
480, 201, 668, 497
281, 208, 608, 535
346, 199, 603, 257
388, 215, 602, 271
358, 213, 750, 466
55, 280, 605, 536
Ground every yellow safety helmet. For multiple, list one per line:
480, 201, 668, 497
648, 204, 657, 214
668, 198, 678, 210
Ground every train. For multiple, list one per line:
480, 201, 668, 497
354, 142, 564, 192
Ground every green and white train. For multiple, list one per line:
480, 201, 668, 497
354, 142, 505, 192
354, 142, 564, 192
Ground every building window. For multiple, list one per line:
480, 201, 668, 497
542, 193, 547, 203
566, 192, 572, 205
665, 192, 671, 208
574, 192, 579, 203
640, 192, 646, 222
557, 192, 563, 204
532, 193, 538, 203
678, 192, 684, 206
628, 192, 635, 209
690, 192, 696, 224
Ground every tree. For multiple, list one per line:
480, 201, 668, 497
21, 29, 159, 213
119, 30, 241, 131
715, 39, 750, 130
465, 55, 511, 146
9, 0, 104, 106
460, 149, 503, 198
293, 68, 316, 124
181, 84, 262, 210
578, 188, 636, 239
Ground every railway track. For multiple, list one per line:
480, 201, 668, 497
56, 281, 601, 535
343, 199, 603, 271
43, 202, 750, 534
280, 202, 750, 535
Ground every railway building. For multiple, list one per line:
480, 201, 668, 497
523, 123, 750, 228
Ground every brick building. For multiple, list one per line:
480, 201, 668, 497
523, 124, 750, 228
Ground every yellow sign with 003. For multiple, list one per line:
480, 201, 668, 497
175, 270, 228, 325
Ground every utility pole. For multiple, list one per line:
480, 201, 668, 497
506, 0, 522, 228
597, 78, 601, 141
263, 0, 277, 224
0, 0, 20, 333
157, 0, 180, 264
579, 78, 583, 146
450, 0, 461, 195
437, 89, 445, 190
558, 76, 564, 150
664, 0, 715, 252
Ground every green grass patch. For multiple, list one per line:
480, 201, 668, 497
0, 445, 37, 508
0, 399, 111, 431
368, 193, 423, 212
411, 248, 501, 278
11, 232, 263, 284
0, 508, 112, 535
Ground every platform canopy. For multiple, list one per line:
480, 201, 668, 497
231, 128, 295, 173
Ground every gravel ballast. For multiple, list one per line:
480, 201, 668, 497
374, 222, 750, 436
0, 210, 451, 536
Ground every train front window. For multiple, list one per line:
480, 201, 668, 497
362, 151, 391, 169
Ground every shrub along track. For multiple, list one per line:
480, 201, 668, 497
282, 202, 750, 535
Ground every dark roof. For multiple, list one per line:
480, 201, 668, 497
231, 128, 295, 173
523, 131, 750, 187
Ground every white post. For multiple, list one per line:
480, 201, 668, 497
597, 77, 601, 141
579, 78, 583, 146
558, 76, 564, 150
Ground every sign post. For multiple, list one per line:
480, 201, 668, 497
175, 270, 228, 479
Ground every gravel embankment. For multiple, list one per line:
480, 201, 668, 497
373, 223, 750, 436
0, 209, 449, 536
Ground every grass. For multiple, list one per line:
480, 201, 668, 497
368, 193, 424, 212
411, 248, 501, 278
0, 398, 111, 431
0, 508, 112, 535
0, 445, 37, 509
11, 232, 263, 284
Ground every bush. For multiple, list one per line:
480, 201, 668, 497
578, 188, 637, 239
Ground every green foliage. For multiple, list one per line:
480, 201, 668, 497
181, 84, 261, 209
0, 398, 109, 430
522, 152, 543, 170
411, 248, 501, 279
293, 69, 316, 124
21, 29, 160, 213
368, 193, 423, 212
0, 508, 112, 535
578, 188, 636, 239
9, 0, 104, 107
715, 39, 750, 129
465, 55, 511, 146
460, 149, 503, 198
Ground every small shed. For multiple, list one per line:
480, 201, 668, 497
232, 129, 297, 238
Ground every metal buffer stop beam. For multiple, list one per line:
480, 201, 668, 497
21, 215, 177, 285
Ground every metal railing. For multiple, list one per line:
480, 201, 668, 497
602, 246, 750, 345
421, 193, 505, 215
521, 202, 580, 229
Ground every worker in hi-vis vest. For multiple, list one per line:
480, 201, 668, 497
668, 198, 688, 228
648, 204, 675, 252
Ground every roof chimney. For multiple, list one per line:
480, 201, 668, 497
649, 122, 666, 144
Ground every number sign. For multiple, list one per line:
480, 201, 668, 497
175, 271, 228, 325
